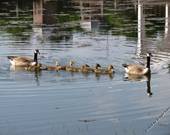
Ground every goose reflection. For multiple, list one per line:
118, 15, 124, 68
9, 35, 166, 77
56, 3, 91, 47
34, 69, 41, 86
10, 65, 41, 86
146, 72, 152, 97
95, 73, 114, 80
10, 65, 26, 71
124, 72, 153, 97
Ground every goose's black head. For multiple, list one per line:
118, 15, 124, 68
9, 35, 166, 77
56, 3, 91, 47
146, 52, 152, 70
34, 49, 40, 55
34, 49, 40, 64
95, 63, 101, 69
146, 52, 152, 57
122, 64, 128, 68
109, 65, 114, 69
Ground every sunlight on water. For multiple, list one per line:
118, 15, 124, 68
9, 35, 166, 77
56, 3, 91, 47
0, 0, 170, 135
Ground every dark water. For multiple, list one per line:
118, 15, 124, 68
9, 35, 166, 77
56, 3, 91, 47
0, 0, 170, 135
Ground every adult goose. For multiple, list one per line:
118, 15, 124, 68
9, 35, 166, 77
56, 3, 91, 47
8, 49, 40, 67
122, 53, 152, 76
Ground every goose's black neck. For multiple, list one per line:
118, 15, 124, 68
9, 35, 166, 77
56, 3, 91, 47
146, 55, 150, 71
34, 52, 38, 65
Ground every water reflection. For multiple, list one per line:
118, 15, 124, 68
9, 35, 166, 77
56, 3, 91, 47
124, 72, 152, 97
33, 0, 58, 26
10, 65, 42, 86
146, 72, 152, 97
137, 0, 145, 56
135, 0, 170, 75
0, 0, 168, 41
163, 1, 170, 51
34, 69, 41, 86
10, 65, 26, 71
76, 0, 104, 31
95, 73, 114, 80
137, 0, 170, 56
1, 1, 170, 135
33, 0, 43, 26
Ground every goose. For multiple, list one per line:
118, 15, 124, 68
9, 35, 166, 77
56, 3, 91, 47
65, 60, 80, 72
7, 49, 40, 67
122, 53, 152, 75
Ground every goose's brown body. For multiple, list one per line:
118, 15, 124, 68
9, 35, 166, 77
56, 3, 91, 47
123, 64, 148, 75
122, 53, 152, 76
8, 50, 40, 67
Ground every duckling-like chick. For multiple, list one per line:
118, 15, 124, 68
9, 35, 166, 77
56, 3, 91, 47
103, 65, 115, 74
94, 64, 114, 74
46, 65, 57, 71
65, 60, 80, 72
46, 61, 66, 71
94, 63, 102, 74
25, 63, 47, 71
56, 61, 66, 70
79, 64, 94, 73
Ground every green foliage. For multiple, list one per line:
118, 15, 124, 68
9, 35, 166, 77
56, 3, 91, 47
0, 20, 8, 25
57, 14, 79, 23
6, 27, 25, 36
105, 13, 124, 28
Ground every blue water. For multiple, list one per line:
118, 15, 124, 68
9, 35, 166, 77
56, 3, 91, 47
0, 0, 170, 135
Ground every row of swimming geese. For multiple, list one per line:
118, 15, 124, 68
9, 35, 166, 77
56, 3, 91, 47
7, 49, 152, 76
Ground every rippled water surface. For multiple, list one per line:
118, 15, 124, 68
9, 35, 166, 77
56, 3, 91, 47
0, 0, 170, 135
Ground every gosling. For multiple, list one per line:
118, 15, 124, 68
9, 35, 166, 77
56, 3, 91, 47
79, 64, 94, 73
65, 60, 80, 72
46, 61, 66, 71
94, 64, 114, 74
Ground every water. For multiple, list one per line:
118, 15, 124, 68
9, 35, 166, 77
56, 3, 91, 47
0, 0, 170, 135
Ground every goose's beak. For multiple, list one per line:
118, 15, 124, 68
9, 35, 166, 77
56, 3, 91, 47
147, 52, 153, 57
37, 50, 40, 55
35, 49, 40, 55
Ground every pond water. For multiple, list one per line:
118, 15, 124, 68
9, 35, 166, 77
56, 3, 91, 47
0, 0, 170, 135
